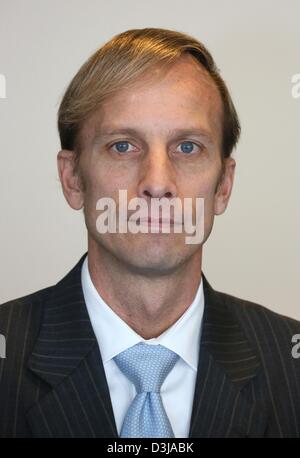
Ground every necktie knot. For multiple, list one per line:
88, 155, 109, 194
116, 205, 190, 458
113, 343, 179, 437
114, 343, 179, 393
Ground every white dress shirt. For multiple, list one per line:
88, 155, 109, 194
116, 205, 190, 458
81, 256, 205, 438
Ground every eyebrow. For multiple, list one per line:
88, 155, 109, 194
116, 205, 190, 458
92, 127, 215, 146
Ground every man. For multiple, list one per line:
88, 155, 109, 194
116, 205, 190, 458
0, 28, 299, 438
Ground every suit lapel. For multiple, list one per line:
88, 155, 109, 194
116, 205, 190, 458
26, 255, 267, 437
27, 254, 118, 437
189, 275, 268, 438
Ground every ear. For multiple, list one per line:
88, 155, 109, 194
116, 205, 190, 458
57, 149, 84, 210
214, 157, 236, 215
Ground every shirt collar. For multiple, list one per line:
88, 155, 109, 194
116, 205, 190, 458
81, 256, 204, 371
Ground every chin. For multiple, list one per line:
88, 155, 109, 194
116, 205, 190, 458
93, 232, 197, 274
120, 241, 192, 276
124, 256, 184, 276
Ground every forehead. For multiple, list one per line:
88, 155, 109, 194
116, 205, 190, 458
80, 54, 223, 147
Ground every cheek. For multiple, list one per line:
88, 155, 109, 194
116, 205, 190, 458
187, 171, 220, 224
182, 168, 219, 201
88, 152, 137, 191
81, 168, 131, 224
78, 166, 108, 222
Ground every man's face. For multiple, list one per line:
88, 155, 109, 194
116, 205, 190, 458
58, 54, 235, 275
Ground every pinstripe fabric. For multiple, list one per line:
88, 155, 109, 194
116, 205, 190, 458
1, 253, 300, 437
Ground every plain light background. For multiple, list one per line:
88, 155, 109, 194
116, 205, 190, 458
0, 0, 299, 319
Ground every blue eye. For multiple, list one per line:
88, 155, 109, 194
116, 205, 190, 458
179, 141, 195, 154
113, 141, 131, 153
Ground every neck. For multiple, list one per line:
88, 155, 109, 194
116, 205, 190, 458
87, 238, 202, 339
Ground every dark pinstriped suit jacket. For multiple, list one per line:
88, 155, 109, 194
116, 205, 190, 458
1, 253, 300, 437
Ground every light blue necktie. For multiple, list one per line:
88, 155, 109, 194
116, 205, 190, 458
114, 342, 179, 438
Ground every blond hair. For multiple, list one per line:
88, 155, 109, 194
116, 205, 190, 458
58, 28, 240, 159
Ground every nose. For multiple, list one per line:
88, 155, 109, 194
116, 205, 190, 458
137, 146, 178, 200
